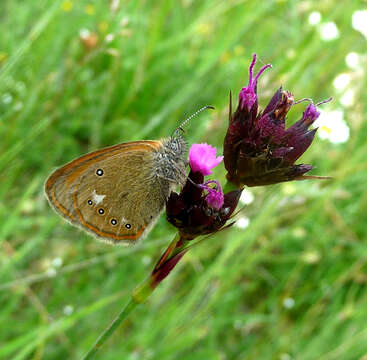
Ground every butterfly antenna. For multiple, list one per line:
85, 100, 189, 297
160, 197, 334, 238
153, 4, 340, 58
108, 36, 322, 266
294, 98, 313, 105
294, 97, 333, 106
316, 97, 333, 106
173, 105, 215, 136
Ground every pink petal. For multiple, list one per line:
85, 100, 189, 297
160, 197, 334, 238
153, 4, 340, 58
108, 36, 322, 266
239, 53, 272, 112
200, 180, 224, 209
189, 143, 223, 176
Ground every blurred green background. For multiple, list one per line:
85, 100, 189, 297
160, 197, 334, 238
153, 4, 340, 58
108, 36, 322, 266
1, 0, 366, 359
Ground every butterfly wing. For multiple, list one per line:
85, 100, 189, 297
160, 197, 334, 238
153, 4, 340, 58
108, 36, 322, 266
45, 140, 169, 244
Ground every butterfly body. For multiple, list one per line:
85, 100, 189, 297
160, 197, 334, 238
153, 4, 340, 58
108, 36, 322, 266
45, 136, 187, 245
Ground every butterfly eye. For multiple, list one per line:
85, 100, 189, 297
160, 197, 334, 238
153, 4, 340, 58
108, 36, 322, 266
125, 223, 131, 229
98, 208, 105, 215
96, 169, 104, 176
110, 219, 117, 225
87, 200, 93, 205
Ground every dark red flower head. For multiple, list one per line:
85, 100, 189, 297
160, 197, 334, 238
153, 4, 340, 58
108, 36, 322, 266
224, 53, 329, 187
166, 144, 241, 240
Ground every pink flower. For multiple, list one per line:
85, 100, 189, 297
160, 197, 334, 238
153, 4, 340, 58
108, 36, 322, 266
199, 180, 224, 209
166, 170, 241, 240
239, 53, 272, 112
167, 144, 240, 240
224, 53, 331, 187
188, 143, 223, 176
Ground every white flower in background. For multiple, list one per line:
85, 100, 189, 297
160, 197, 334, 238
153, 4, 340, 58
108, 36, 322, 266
235, 216, 250, 229
111, 0, 120, 12
302, 250, 321, 264
283, 297, 295, 309
352, 10, 367, 38
320, 22, 339, 41
120, 16, 129, 27
46, 267, 57, 278
314, 109, 350, 143
79, 28, 91, 39
333, 73, 351, 91
345, 52, 361, 70
239, 188, 254, 205
2, 93, 13, 104
292, 227, 306, 238
63, 305, 74, 316
286, 48, 296, 59
52, 257, 63, 268
105, 33, 115, 43
308, 11, 321, 25
340, 89, 355, 107
332, 73, 356, 108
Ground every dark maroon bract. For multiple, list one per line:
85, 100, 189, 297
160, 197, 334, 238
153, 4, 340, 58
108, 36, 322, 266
166, 143, 240, 240
166, 171, 241, 240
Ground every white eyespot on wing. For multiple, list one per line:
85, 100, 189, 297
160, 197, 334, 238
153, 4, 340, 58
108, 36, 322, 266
92, 190, 106, 205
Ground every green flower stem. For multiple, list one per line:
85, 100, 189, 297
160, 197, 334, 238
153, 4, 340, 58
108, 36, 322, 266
223, 180, 240, 193
82, 233, 181, 360
82, 297, 138, 360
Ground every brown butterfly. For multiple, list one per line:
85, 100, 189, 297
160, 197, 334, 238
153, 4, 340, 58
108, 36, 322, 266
45, 137, 187, 245
45, 106, 213, 245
